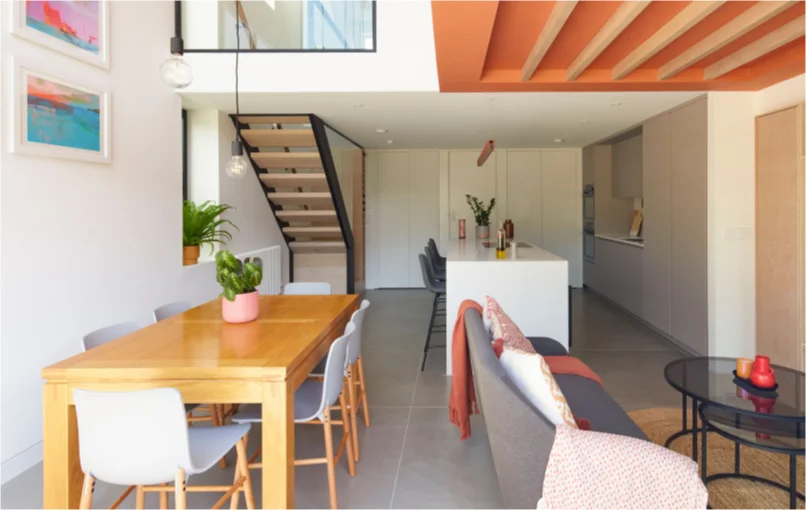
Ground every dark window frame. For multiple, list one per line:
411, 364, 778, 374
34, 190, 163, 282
182, 109, 188, 202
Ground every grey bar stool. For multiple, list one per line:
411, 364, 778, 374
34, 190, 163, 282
418, 253, 446, 371
428, 238, 446, 270
424, 244, 446, 281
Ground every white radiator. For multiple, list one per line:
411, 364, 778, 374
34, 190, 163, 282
237, 246, 282, 295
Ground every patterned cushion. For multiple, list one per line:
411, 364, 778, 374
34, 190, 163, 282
484, 296, 536, 353
538, 425, 707, 509
492, 339, 577, 428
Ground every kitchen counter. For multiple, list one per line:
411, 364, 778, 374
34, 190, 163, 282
445, 239, 569, 374
447, 240, 566, 262
595, 234, 644, 248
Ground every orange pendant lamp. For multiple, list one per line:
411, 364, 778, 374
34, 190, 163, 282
477, 139, 495, 167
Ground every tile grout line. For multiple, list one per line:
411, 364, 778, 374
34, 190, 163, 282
387, 355, 424, 509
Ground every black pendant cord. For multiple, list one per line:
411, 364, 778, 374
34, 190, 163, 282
234, 0, 241, 144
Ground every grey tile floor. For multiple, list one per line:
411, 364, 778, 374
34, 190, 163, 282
1, 288, 684, 509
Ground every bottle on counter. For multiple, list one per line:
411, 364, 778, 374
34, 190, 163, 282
459, 219, 466, 240
496, 221, 507, 259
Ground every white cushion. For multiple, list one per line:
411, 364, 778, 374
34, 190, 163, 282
496, 341, 577, 428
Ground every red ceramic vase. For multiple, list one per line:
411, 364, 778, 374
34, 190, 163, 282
754, 355, 772, 373
750, 367, 776, 389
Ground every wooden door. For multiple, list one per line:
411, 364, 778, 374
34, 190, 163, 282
756, 104, 805, 370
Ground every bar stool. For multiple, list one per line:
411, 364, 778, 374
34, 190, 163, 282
424, 244, 446, 281
418, 254, 446, 371
428, 238, 446, 270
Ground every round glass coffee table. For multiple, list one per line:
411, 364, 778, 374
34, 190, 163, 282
664, 357, 805, 505
699, 401, 804, 508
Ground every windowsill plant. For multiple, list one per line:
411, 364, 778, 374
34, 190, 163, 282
182, 200, 238, 266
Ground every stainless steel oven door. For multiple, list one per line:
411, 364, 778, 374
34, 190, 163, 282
584, 232, 595, 262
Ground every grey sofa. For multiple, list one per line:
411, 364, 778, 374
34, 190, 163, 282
464, 308, 647, 509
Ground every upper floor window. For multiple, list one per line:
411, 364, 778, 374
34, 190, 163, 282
181, 0, 376, 52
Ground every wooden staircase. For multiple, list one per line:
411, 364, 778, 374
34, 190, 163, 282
233, 114, 362, 293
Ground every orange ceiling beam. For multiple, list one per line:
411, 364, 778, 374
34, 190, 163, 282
431, 0, 806, 92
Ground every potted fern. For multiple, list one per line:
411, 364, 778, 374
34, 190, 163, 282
216, 250, 263, 323
183, 200, 239, 265
466, 194, 496, 239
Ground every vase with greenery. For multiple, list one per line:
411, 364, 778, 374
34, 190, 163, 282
182, 200, 238, 265
215, 250, 263, 323
465, 194, 496, 239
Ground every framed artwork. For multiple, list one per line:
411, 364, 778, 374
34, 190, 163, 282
11, 1, 109, 69
12, 62, 111, 163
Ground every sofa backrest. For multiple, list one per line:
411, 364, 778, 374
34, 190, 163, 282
464, 308, 556, 509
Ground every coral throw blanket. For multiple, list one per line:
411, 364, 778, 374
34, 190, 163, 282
449, 300, 602, 439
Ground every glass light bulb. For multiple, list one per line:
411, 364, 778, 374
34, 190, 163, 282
160, 55, 193, 89
225, 155, 248, 179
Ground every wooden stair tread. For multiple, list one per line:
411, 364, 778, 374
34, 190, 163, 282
260, 173, 328, 189
237, 115, 310, 125
251, 152, 322, 169
289, 241, 346, 252
276, 210, 337, 219
267, 192, 334, 207
283, 226, 342, 235
241, 129, 316, 148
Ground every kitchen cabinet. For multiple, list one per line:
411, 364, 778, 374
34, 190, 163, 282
669, 97, 708, 355
612, 135, 643, 198
642, 113, 672, 334
586, 238, 643, 317
375, 151, 440, 288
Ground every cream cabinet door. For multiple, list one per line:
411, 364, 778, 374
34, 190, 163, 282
377, 152, 411, 288
506, 151, 543, 247
448, 150, 498, 239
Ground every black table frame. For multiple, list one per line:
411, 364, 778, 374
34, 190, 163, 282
698, 403, 804, 509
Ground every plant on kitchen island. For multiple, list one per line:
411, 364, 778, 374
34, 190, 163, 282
466, 194, 496, 226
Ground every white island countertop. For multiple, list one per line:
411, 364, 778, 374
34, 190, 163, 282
447, 240, 566, 262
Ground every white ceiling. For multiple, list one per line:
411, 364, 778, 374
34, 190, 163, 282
181, 91, 704, 149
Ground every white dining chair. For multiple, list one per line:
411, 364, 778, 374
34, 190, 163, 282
153, 300, 193, 322
231, 323, 357, 509
343, 300, 371, 461
73, 388, 254, 510
82, 322, 139, 352
283, 282, 332, 295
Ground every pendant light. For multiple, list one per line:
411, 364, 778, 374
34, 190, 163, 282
225, 0, 248, 179
160, 2, 193, 89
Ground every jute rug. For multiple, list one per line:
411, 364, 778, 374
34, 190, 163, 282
629, 408, 804, 509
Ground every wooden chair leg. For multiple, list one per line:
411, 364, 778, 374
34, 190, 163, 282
79, 474, 94, 509
357, 356, 371, 427
160, 483, 169, 509
323, 407, 339, 510
230, 454, 242, 510
210, 407, 229, 469
346, 366, 361, 461
236, 437, 256, 510
135, 485, 146, 509
175, 469, 187, 510
338, 393, 357, 477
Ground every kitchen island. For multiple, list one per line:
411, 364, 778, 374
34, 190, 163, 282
445, 240, 569, 374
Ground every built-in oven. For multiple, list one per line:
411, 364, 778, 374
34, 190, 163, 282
583, 185, 594, 221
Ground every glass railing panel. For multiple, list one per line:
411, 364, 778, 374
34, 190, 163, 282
321, 124, 361, 230
182, 0, 375, 51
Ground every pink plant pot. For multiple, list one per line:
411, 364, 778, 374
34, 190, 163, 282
221, 291, 260, 324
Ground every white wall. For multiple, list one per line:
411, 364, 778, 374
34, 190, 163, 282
182, 1, 439, 94
365, 148, 583, 290
707, 92, 757, 359
0, 2, 283, 484
756, 74, 805, 116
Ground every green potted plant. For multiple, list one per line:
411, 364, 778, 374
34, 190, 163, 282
215, 250, 263, 323
465, 194, 496, 239
183, 200, 239, 265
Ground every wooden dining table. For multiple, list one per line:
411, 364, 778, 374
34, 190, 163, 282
41, 294, 360, 509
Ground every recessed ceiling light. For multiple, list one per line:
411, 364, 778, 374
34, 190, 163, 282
554, 138, 564, 144
376, 128, 387, 134
610, 101, 622, 107
581, 121, 591, 125
353, 104, 364, 108
386, 140, 394, 145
